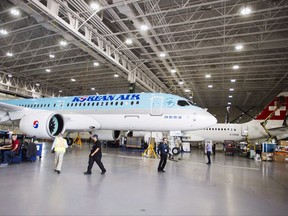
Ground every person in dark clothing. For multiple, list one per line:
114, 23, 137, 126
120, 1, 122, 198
157, 138, 169, 172
84, 134, 106, 175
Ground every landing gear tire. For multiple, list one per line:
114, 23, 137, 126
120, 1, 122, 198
172, 147, 181, 155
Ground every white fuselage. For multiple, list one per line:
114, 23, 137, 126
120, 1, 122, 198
182, 119, 285, 142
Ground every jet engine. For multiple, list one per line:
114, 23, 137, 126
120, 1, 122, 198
96, 130, 122, 140
19, 112, 65, 139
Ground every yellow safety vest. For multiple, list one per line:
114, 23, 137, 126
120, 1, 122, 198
54, 137, 67, 153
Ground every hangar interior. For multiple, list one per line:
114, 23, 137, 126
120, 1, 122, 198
0, 0, 288, 216
0, 0, 287, 122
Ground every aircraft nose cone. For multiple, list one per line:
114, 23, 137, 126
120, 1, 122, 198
198, 111, 217, 128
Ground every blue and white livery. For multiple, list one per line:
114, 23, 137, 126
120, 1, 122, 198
0, 92, 217, 139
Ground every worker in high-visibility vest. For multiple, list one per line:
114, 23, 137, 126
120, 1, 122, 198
51, 133, 68, 174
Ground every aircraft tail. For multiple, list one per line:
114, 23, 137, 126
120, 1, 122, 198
255, 92, 288, 120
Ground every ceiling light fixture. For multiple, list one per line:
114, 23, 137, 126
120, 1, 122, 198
0, 29, 8, 35
46, 69, 51, 72
60, 40, 67, 46
159, 53, 166, 58
91, 87, 95, 90
6, 52, 13, 57
35, 83, 40, 86
229, 88, 234, 91
184, 89, 191, 92
114, 74, 119, 78
208, 85, 213, 88
205, 74, 211, 78
49, 54, 55, 58
233, 65, 239, 70
59, 90, 62, 93
140, 25, 148, 31
93, 62, 99, 66
8, 74, 12, 78
90, 2, 100, 10
241, 6, 251, 15
227, 102, 231, 105
229, 95, 233, 98
71, 78, 76, 82
231, 79, 236, 82
235, 44, 243, 50
171, 69, 176, 73
125, 38, 133, 45
179, 81, 184, 85
10, 8, 20, 16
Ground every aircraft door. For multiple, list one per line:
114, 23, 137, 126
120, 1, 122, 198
56, 100, 65, 110
241, 125, 248, 136
150, 97, 163, 116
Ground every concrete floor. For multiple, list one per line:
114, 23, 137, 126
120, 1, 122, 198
0, 143, 287, 216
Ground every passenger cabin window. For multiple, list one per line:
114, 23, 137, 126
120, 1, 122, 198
177, 100, 190, 106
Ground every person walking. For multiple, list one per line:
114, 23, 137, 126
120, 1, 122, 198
84, 134, 106, 175
157, 138, 169, 172
206, 140, 212, 165
51, 133, 68, 174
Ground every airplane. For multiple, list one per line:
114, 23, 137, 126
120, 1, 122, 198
182, 92, 288, 143
0, 92, 217, 139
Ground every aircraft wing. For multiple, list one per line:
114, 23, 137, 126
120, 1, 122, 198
0, 102, 26, 122
268, 126, 288, 138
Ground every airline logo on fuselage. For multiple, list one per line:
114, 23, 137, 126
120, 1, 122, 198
72, 94, 141, 102
33, 120, 39, 129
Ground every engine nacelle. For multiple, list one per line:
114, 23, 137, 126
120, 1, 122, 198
19, 112, 65, 139
96, 130, 122, 141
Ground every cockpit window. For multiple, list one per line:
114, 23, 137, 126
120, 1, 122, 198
177, 100, 199, 107
177, 100, 190, 106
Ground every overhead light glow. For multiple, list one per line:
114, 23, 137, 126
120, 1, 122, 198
179, 81, 184, 85
171, 69, 176, 73
6, 52, 13, 57
46, 69, 51, 72
10, 8, 20, 16
229, 95, 233, 98
60, 40, 67, 46
49, 54, 55, 58
140, 25, 148, 31
205, 74, 211, 78
227, 102, 231, 105
0, 29, 8, 35
125, 38, 133, 45
235, 44, 243, 50
91, 87, 95, 90
231, 79, 236, 82
241, 7, 251, 15
71, 78, 76, 82
159, 53, 166, 58
208, 85, 213, 88
35, 83, 40, 86
90, 2, 100, 10
233, 65, 239, 70
184, 89, 191, 92
8, 74, 12, 78
59, 90, 62, 93
230, 88, 234, 91
93, 62, 99, 66
114, 74, 119, 78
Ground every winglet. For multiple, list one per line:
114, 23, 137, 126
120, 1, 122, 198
255, 92, 288, 120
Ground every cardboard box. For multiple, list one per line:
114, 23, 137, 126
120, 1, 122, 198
278, 140, 288, 146
274, 154, 288, 162
261, 152, 274, 161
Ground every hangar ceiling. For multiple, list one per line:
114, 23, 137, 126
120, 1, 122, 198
0, 0, 288, 123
